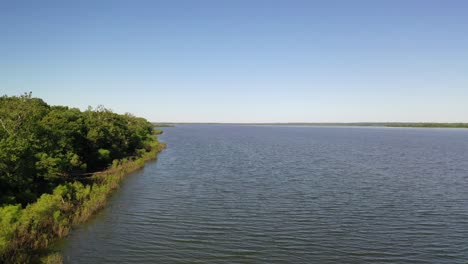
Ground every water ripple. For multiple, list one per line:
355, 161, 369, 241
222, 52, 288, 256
62, 125, 468, 263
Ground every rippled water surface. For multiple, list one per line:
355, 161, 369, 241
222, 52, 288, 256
62, 125, 468, 263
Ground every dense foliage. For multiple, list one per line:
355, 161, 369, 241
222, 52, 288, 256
0, 93, 155, 206
0, 93, 165, 262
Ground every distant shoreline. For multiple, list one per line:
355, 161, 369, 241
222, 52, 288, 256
152, 123, 175, 127
151, 122, 468, 128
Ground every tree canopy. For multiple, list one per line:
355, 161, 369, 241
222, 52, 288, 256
0, 93, 155, 205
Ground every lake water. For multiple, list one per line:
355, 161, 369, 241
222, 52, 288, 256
61, 125, 468, 263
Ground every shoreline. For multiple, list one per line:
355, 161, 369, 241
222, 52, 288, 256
0, 137, 166, 264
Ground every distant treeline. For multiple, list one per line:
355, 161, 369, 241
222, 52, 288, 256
384, 123, 468, 128
0, 93, 165, 263
152, 123, 175, 127
179, 122, 468, 128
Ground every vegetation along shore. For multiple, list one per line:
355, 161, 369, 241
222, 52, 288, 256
0, 93, 166, 263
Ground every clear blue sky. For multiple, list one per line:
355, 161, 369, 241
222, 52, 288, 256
1, 0, 467, 122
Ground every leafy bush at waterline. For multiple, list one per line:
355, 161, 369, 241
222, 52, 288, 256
0, 93, 166, 262
0, 140, 165, 262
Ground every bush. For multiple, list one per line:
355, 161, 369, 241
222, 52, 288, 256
0, 139, 165, 262
0, 94, 166, 262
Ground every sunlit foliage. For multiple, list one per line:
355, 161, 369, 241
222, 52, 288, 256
0, 94, 154, 205
0, 94, 165, 262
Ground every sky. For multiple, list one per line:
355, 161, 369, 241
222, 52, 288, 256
1, 0, 467, 123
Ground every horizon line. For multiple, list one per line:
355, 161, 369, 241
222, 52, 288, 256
151, 121, 468, 125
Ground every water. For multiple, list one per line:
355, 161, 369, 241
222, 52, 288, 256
61, 125, 468, 263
